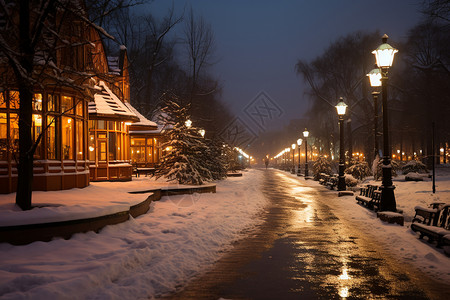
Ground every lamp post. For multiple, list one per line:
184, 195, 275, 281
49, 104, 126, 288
297, 138, 302, 175
367, 67, 382, 161
372, 34, 398, 212
303, 129, 309, 177
335, 98, 348, 191
286, 148, 290, 171
291, 144, 296, 173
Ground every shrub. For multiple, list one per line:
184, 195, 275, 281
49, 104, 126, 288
402, 160, 428, 175
312, 156, 332, 180
344, 161, 372, 181
374, 159, 400, 180
345, 174, 358, 187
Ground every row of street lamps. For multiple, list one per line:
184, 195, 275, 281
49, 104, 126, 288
333, 34, 398, 211
273, 34, 398, 212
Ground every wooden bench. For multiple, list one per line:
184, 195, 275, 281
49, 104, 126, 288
356, 185, 378, 207
411, 204, 450, 247
134, 167, 156, 177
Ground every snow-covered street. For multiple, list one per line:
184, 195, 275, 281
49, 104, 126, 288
1, 167, 450, 299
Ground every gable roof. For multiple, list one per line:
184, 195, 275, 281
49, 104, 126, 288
88, 81, 139, 122
125, 102, 158, 131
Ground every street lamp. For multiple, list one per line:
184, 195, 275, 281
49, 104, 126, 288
286, 147, 290, 171
335, 98, 348, 191
367, 67, 381, 161
372, 34, 398, 212
185, 119, 192, 128
199, 129, 205, 137
303, 128, 309, 177
291, 144, 296, 173
297, 138, 302, 175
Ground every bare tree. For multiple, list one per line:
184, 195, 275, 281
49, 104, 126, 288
183, 7, 216, 104
296, 31, 381, 160
0, 0, 118, 210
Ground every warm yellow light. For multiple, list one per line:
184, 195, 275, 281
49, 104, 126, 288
185, 119, 192, 128
292, 143, 296, 150
440, 148, 444, 153
303, 128, 309, 138
89, 146, 94, 152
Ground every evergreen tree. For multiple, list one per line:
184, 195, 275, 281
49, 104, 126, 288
312, 156, 332, 180
156, 99, 211, 184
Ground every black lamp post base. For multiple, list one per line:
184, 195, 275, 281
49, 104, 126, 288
337, 163, 346, 191
337, 176, 346, 191
380, 185, 396, 212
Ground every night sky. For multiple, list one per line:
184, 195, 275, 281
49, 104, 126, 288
143, 0, 423, 130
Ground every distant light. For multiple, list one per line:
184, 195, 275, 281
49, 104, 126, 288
303, 128, 309, 138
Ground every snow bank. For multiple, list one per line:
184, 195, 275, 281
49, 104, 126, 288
0, 169, 267, 299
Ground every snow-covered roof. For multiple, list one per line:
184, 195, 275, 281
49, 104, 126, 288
124, 103, 158, 130
129, 125, 163, 136
89, 81, 139, 122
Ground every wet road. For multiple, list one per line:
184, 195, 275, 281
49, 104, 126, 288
163, 169, 448, 299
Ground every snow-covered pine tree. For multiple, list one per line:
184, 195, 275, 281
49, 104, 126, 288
204, 139, 228, 180
155, 99, 211, 185
312, 156, 332, 180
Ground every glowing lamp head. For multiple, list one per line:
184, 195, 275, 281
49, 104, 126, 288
367, 68, 382, 87
372, 34, 398, 68
303, 128, 309, 138
292, 143, 296, 150
335, 98, 348, 116
199, 129, 205, 137
297, 138, 303, 146
185, 119, 192, 128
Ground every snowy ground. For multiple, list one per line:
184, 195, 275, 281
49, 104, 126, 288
0, 170, 267, 299
0, 167, 450, 299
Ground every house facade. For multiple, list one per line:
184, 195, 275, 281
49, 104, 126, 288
0, 8, 160, 193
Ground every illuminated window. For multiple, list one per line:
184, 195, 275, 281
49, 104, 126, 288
0, 92, 5, 108
61, 96, 73, 114
62, 116, 73, 159
10, 113, 19, 156
88, 133, 95, 161
33, 93, 42, 111
99, 141, 107, 161
47, 116, 58, 160
109, 131, 116, 160
32, 114, 42, 159
0, 113, 6, 160
76, 100, 83, 116
9, 91, 19, 110
76, 120, 84, 160
130, 138, 145, 163
48, 94, 59, 112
